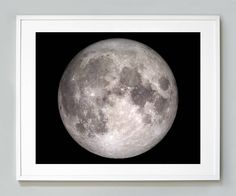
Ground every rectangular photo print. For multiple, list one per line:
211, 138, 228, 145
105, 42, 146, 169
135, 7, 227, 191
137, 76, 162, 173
36, 32, 200, 164
16, 15, 220, 181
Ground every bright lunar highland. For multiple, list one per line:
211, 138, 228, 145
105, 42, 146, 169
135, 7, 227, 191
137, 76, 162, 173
58, 38, 178, 159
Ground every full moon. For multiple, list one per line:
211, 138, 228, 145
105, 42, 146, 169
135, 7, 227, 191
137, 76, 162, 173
58, 38, 178, 159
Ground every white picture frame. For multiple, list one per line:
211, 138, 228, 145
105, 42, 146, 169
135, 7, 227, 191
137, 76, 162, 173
16, 15, 220, 181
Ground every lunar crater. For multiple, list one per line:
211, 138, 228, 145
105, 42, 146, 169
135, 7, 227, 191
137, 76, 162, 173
159, 76, 170, 91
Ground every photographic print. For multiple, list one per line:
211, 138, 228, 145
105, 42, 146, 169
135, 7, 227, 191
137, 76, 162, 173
17, 16, 220, 180
36, 33, 199, 164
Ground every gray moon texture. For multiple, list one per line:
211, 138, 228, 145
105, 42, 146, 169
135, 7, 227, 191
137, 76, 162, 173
58, 38, 178, 159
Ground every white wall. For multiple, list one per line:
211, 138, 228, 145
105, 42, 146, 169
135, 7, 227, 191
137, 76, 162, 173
0, 0, 235, 195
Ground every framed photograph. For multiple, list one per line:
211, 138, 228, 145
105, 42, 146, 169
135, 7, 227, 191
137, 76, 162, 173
16, 15, 220, 181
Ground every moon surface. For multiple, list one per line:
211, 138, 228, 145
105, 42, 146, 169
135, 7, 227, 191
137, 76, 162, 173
58, 38, 178, 159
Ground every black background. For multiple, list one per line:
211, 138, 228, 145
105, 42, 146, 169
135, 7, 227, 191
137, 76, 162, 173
36, 32, 200, 164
